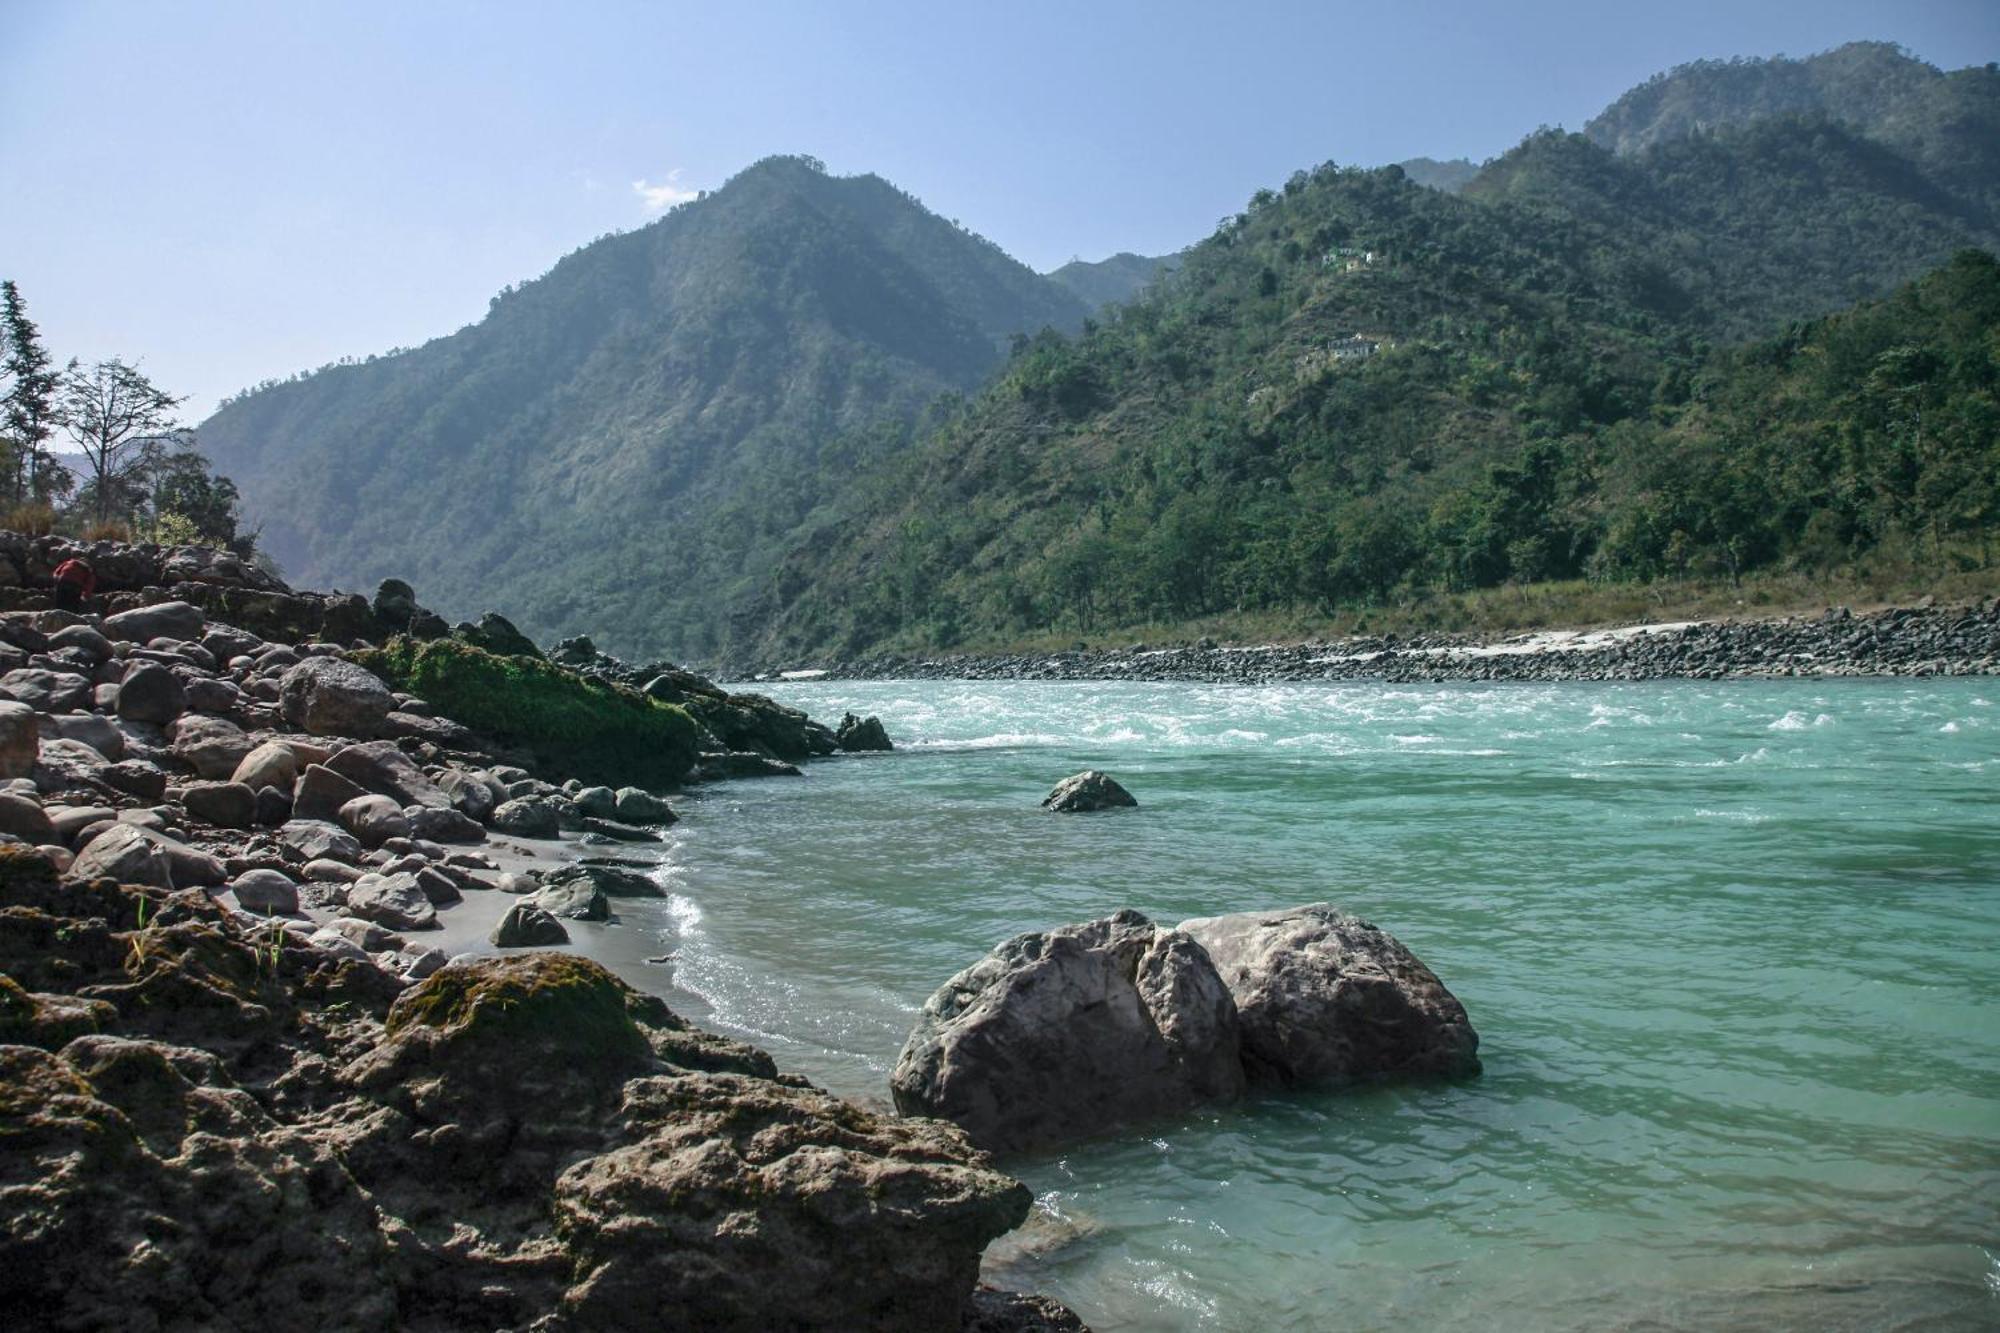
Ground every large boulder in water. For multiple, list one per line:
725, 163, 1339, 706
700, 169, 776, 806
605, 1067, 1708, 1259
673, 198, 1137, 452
1041, 770, 1136, 812
1177, 904, 1481, 1087
835, 712, 893, 752
891, 909, 1244, 1153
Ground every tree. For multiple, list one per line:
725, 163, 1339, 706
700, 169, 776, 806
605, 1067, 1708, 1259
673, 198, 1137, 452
1, 281, 67, 505
146, 442, 244, 546
61, 359, 184, 523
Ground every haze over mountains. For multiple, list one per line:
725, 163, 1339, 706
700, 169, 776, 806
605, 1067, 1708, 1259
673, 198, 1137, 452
198, 41, 2000, 663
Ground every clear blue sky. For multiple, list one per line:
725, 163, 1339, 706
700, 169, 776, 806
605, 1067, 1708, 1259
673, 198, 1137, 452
5, 0, 1996, 419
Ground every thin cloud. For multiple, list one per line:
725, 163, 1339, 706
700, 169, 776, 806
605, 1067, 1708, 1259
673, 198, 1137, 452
633, 169, 698, 212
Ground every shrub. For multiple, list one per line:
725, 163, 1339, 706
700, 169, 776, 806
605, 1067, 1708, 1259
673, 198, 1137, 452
150, 512, 201, 546
0, 502, 56, 536
355, 636, 699, 789
81, 519, 131, 543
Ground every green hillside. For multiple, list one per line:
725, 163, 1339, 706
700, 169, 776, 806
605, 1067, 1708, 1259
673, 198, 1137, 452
1586, 42, 2000, 197
743, 131, 2000, 659
198, 155, 1088, 658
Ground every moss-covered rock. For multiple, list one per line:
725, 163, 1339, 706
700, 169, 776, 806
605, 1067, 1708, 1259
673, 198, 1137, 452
356, 636, 699, 788
385, 952, 652, 1072
0, 972, 114, 1049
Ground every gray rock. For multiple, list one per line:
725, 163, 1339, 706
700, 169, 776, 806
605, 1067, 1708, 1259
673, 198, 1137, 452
345, 872, 439, 931
611, 787, 677, 825
279, 819, 364, 863
252, 784, 292, 827
836, 712, 894, 752
134, 828, 227, 889
0, 792, 56, 844
102, 761, 168, 803
495, 871, 539, 894
180, 781, 256, 830
490, 902, 570, 947
113, 662, 187, 725
525, 877, 609, 921
339, 793, 411, 848
47, 624, 114, 661
168, 714, 252, 780
103, 600, 204, 643
1178, 905, 1481, 1087
394, 945, 448, 981
305, 927, 374, 963
1041, 770, 1137, 813
2, 668, 93, 712
573, 785, 619, 819
278, 657, 394, 737
696, 751, 801, 780
413, 865, 462, 906
200, 624, 264, 662
437, 768, 501, 823
549, 862, 664, 898
229, 868, 300, 916
890, 909, 1245, 1152
490, 796, 563, 838
41, 712, 123, 761
47, 804, 116, 846
183, 677, 240, 714
291, 762, 369, 822
231, 740, 298, 792
67, 822, 174, 888
405, 805, 485, 844
324, 740, 448, 810
579, 817, 660, 843
0, 701, 37, 779
302, 857, 364, 883
325, 916, 401, 951
34, 738, 112, 792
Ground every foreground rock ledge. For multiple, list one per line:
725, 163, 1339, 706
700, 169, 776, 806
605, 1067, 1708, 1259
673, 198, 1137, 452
893, 904, 1478, 1153
0, 850, 1073, 1331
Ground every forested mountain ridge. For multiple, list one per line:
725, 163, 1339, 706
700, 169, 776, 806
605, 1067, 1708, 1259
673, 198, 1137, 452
1585, 42, 2000, 202
198, 155, 1088, 657
1046, 252, 1179, 309
741, 119, 2000, 660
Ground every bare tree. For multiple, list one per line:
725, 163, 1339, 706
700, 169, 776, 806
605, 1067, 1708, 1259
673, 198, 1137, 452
61, 359, 184, 523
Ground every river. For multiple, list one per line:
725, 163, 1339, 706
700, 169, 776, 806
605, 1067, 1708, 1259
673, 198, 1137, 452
555, 678, 2000, 1331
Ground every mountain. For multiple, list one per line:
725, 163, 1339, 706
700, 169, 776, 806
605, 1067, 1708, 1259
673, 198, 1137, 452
202, 44, 2000, 665
1047, 252, 1180, 308
1585, 42, 2000, 203
1395, 157, 1480, 193
741, 92, 2000, 659
198, 155, 1089, 659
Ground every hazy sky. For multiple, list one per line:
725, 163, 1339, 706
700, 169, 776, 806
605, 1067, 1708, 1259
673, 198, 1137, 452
5, 1, 1997, 419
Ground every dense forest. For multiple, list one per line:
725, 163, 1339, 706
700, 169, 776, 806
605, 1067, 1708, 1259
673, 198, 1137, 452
195, 43, 2000, 663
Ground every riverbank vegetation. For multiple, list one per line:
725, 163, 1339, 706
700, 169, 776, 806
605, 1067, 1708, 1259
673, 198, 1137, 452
357, 637, 699, 788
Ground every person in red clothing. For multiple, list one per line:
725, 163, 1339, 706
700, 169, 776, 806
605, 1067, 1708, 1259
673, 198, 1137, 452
51, 557, 96, 612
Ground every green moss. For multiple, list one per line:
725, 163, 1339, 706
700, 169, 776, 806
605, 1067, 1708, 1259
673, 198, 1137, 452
387, 954, 650, 1070
355, 636, 698, 788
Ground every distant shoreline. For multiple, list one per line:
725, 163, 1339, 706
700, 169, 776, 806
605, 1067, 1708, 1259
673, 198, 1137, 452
768, 599, 2000, 686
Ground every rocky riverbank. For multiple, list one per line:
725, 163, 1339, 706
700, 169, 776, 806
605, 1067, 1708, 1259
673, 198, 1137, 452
0, 532, 1080, 1331
774, 598, 2000, 686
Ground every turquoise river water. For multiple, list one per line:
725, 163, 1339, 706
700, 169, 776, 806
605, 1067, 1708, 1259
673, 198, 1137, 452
568, 678, 1999, 1331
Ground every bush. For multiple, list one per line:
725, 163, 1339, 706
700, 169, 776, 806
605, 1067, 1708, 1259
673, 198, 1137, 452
81, 519, 131, 543
355, 636, 699, 789
150, 512, 201, 546
0, 502, 56, 536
